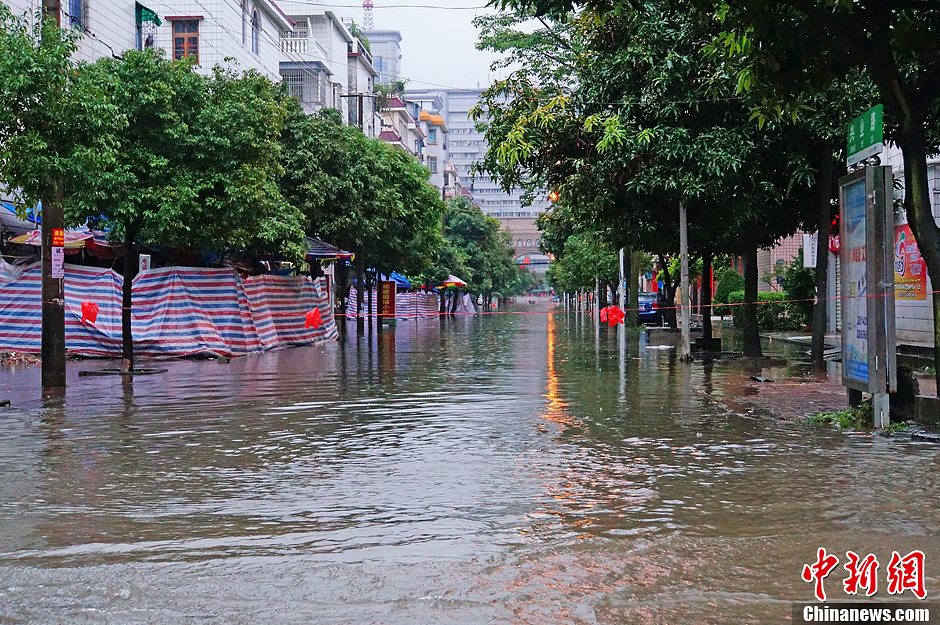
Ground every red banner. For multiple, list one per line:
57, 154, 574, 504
379, 280, 396, 320
894, 223, 927, 301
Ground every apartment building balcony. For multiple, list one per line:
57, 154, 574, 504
281, 37, 309, 54
279, 18, 329, 61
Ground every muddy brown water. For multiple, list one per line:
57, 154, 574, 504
0, 307, 937, 624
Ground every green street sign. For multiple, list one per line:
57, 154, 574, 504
846, 104, 884, 165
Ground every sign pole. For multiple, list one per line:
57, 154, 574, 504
839, 105, 896, 427
838, 165, 896, 427
41, 206, 67, 390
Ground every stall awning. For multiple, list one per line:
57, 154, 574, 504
9, 228, 93, 249
389, 272, 411, 288
440, 274, 468, 288
7, 226, 115, 258
306, 237, 354, 261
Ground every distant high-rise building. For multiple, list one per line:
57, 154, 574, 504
405, 87, 551, 265
362, 30, 402, 84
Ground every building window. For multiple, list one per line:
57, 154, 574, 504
428, 128, 437, 144
251, 9, 260, 54
280, 66, 326, 105
525, 239, 532, 247
241, 0, 247, 44
516, 239, 523, 247
428, 157, 438, 174
68, 0, 85, 30
135, 3, 161, 50
172, 19, 199, 63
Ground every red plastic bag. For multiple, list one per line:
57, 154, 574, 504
81, 301, 99, 325
305, 308, 322, 329
605, 305, 625, 327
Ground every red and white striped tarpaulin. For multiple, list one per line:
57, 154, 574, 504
0, 262, 337, 358
345, 287, 441, 320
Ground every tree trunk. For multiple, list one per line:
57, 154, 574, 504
356, 256, 365, 334
897, 130, 940, 390
742, 244, 762, 358
811, 143, 834, 370
658, 253, 678, 329
701, 251, 713, 342
40, 178, 66, 389
367, 270, 374, 326
628, 251, 641, 326
597, 276, 607, 310
678, 200, 692, 361
120, 229, 138, 372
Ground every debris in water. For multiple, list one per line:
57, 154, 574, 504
0, 352, 40, 366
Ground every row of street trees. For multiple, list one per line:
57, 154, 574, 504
435, 196, 538, 309
475, 0, 940, 386
0, 8, 528, 381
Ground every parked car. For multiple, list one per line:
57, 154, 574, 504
638, 292, 664, 325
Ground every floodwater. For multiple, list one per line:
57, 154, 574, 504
0, 305, 937, 624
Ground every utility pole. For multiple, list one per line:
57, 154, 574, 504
41, 0, 67, 390
340, 93, 376, 134
358, 93, 364, 131
618, 247, 626, 311
679, 200, 692, 362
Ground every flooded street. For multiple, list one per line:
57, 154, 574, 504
0, 306, 938, 624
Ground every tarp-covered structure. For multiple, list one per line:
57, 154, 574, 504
346, 286, 440, 320
0, 262, 337, 357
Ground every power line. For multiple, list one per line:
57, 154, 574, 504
280, 2, 489, 9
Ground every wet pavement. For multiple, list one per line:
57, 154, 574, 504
0, 305, 938, 624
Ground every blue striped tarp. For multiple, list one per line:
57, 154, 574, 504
0, 262, 337, 358
345, 287, 441, 320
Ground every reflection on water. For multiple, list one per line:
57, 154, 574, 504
0, 306, 937, 624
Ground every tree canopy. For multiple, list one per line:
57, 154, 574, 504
281, 106, 446, 279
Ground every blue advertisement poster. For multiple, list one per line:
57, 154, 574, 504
842, 179, 868, 385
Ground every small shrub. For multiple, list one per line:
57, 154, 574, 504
714, 267, 744, 316
779, 251, 815, 328
729, 290, 802, 330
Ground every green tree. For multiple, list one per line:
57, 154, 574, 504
714, 0, 940, 384
546, 231, 618, 295
497, 0, 940, 384
68, 52, 303, 371
475, 2, 818, 354
0, 7, 120, 386
347, 21, 370, 53
440, 196, 518, 307
281, 107, 445, 325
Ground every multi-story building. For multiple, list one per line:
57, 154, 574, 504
361, 29, 400, 84
378, 96, 423, 157
405, 87, 552, 259
7, 0, 292, 80
346, 37, 379, 137
417, 110, 447, 190
277, 7, 354, 118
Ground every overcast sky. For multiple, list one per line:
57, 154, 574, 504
322, 1, 507, 89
